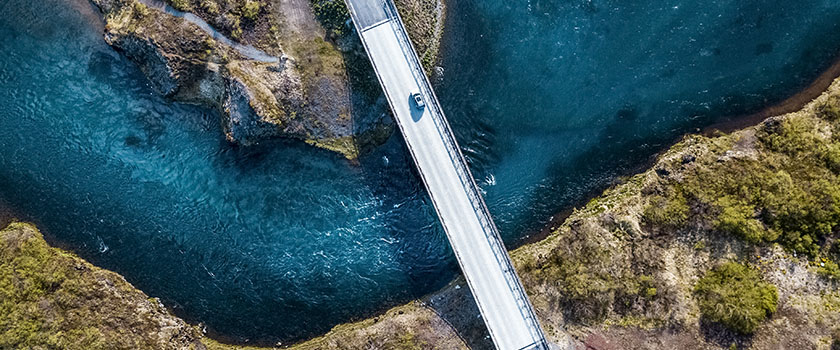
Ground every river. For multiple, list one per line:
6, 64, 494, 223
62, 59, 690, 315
0, 0, 839, 343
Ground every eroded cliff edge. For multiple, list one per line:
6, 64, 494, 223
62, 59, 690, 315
88, 0, 445, 159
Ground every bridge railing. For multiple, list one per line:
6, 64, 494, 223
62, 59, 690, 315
379, 2, 548, 348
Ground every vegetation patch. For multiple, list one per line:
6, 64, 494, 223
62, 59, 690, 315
643, 96, 840, 261
311, 0, 350, 37
393, 0, 445, 72
694, 262, 778, 334
306, 136, 359, 160
0, 222, 203, 349
163, 0, 273, 44
0, 221, 466, 349
643, 188, 689, 229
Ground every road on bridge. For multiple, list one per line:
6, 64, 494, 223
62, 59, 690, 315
344, 1, 552, 349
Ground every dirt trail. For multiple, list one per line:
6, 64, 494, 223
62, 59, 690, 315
274, 0, 324, 37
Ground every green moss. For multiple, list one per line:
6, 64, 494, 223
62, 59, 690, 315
608, 315, 665, 330
694, 262, 778, 334
305, 136, 358, 160
387, 332, 427, 350
226, 62, 286, 124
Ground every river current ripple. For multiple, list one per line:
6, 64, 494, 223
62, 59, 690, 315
1, 0, 840, 343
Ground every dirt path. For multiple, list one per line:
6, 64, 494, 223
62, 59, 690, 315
138, 0, 280, 62
274, 0, 323, 37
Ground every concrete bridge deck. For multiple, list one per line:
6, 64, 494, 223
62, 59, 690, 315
343, 1, 550, 349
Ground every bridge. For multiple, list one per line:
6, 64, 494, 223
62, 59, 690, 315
343, 1, 550, 349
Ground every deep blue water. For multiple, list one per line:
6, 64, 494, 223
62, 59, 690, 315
439, 0, 840, 237
1, 0, 840, 343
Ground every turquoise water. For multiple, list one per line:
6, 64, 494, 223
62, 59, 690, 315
439, 0, 840, 238
1, 0, 840, 343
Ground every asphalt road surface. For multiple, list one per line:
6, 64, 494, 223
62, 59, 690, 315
345, 0, 550, 349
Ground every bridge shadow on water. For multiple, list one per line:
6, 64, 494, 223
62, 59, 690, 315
342, 26, 494, 349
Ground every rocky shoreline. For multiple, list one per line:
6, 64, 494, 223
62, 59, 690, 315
4, 0, 840, 349
4, 75, 840, 349
88, 0, 445, 159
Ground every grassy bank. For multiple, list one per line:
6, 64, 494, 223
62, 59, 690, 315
512, 77, 840, 348
0, 222, 466, 350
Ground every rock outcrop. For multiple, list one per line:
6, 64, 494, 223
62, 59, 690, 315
90, 0, 391, 159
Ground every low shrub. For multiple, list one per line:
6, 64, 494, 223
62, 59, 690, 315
817, 96, 840, 122
241, 0, 261, 21
170, 0, 192, 11
645, 113, 840, 258
694, 262, 778, 334
312, 0, 350, 37
643, 190, 689, 229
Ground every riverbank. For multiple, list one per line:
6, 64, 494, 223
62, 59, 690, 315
88, 0, 445, 160
0, 221, 467, 350
4, 74, 840, 349
705, 51, 840, 135
302, 71, 840, 349
367, 72, 840, 350
518, 50, 840, 250
6, 0, 840, 348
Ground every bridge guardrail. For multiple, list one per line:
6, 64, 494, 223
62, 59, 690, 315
379, 2, 548, 348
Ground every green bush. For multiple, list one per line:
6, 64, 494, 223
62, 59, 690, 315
713, 196, 768, 243
760, 117, 823, 156
200, 0, 219, 14
817, 96, 840, 122
826, 143, 840, 173
694, 262, 778, 334
643, 190, 689, 228
169, 0, 192, 11
654, 119, 840, 257
822, 242, 840, 280
241, 0, 261, 21
820, 260, 840, 280
312, 0, 350, 36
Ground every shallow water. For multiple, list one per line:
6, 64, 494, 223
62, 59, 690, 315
1, 0, 839, 343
